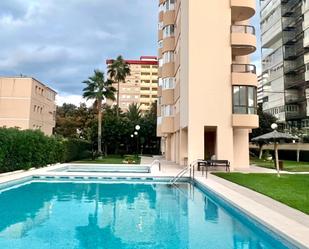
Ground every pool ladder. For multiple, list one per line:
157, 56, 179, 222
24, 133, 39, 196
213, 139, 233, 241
169, 159, 201, 185
150, 160, 161, 171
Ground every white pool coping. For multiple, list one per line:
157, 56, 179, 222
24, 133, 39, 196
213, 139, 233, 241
0, 162, 309, 248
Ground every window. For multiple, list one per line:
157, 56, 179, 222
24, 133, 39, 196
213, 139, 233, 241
162, 77, 175, 89
164, 0, 175, 12
233, 86, 257, 114
163, 25, 175, 38
163, 51, 174, 64
141, 72, 150, 75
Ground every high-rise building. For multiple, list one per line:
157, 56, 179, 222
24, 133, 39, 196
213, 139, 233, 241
157, 0, 258, 168
260, 0, 309, 128
0, 77, 57, 135
106, 56, 158, 112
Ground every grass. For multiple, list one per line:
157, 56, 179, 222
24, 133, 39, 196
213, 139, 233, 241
250, 158, 309, 172
74, 155, 141, 164
213, 173, 309, 215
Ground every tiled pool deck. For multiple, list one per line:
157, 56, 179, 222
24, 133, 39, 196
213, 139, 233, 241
1, 157, 309, 248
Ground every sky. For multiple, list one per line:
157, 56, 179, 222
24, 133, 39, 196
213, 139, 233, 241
0, 0, 261, 106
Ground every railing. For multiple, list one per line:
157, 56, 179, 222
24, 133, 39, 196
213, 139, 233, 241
169, 165, 190, 185
231, 25, 255, 35
231, 64, 256, 74
150, 159, 161, 171
169, 159, 205, 185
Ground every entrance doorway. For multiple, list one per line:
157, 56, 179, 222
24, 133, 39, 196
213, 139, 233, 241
204, 127, 217, 160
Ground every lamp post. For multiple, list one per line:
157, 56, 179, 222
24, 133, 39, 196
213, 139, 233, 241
271, 123, 280, 177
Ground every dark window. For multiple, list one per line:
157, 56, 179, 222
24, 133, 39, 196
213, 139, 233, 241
233, 86, 257, 114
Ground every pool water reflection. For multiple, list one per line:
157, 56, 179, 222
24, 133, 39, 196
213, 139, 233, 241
0, 181, 293, 249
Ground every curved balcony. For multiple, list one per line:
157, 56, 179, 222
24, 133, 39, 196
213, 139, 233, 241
232, 114, 258, 128
158, 67, 162, 78
159, 11, 163, 22
163, 10, 175, 26
231, 25, 256, 56
162, 62, 175, 78
162, 89, 174, 105
231, 0, 255, 22
231, 64, 257, 86
158, 47, 163, 58
162, 37, 175, 53
158, 30, 163, 41
161, 116, 174, 134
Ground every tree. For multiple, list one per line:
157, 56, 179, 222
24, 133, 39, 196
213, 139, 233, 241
107, 55, 131, 117
251, 103, 277, 159
126, 103, 142, 123
82, 70, 116, 154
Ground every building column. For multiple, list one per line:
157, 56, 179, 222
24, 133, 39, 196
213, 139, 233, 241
233, 129, 250, 169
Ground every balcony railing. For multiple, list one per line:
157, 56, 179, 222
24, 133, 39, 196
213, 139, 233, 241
284, 57, 304, 74
285, 73, 305, 88
282, 0, 300, 17
231, 25, 256, 35
231, 64, 256, 74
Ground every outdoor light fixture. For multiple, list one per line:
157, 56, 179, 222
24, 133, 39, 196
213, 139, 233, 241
135, 125, 140, 131
271, 123, 278, 130
134, 131, 138, 136
131, 134, 134, 138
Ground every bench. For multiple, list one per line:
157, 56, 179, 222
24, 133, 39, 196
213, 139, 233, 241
197, 160, 230, 177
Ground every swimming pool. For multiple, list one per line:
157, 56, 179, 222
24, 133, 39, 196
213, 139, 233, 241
51, 164, 151, 173
0, 178, 297, 249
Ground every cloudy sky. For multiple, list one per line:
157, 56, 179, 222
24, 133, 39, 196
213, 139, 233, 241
0, 0, 261, 106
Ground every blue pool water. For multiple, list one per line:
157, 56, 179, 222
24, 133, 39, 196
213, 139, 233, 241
0, 181, 295, 249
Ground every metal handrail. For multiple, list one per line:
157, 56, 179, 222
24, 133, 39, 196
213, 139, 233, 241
231, 64, 256, 74
150, 159, 161, 171
231, 25, 256, 35
169, 159, 206, 185
169, 165, 190, 185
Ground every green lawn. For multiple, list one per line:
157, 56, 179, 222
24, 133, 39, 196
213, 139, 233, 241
74, 155, 141, 164
213, 173, 309, 215
251, 158, 309, 172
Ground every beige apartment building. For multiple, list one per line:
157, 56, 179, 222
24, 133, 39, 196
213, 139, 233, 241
0, 77, 57, 135
106, 56, 158, 112
157, 0, 259, 168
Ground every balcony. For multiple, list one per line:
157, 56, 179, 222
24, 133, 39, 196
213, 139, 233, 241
161, 116, 174, 133
285, 73, 306, 89
162, 37, 175, 53
232, 114, 258, 128
231, 0, 255, 22
162, 62, 175, 78
231, 64, 257, 86
163, 10, 175, 26
231, 25, 256, 56
161, 88, 174, 105
158, 30, 163, 41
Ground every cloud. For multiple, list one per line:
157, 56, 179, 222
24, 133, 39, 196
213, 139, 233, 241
0, 0, 157, 98
56, 94, 94, 107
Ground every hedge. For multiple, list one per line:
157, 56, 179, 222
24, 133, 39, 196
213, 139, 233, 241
0, 128, 91, 173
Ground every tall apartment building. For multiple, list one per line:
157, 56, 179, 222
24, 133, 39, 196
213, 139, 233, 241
0, 77, 57, 135
106, 56, 158, 112
260, 0, 309, 128
157, 0, 258, 168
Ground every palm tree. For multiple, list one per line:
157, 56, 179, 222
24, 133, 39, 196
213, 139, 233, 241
107, 55, 131, 117
83, 70, 116, 155
126, 103, 142, 122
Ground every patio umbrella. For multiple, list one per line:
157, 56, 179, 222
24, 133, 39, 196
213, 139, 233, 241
252, 130, 298, 177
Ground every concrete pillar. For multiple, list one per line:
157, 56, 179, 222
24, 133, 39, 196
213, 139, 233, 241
233, 129, 250, 169
216, 126, 234, 166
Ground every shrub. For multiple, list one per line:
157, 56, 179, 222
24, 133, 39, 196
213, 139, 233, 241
0, 128, 91, 173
